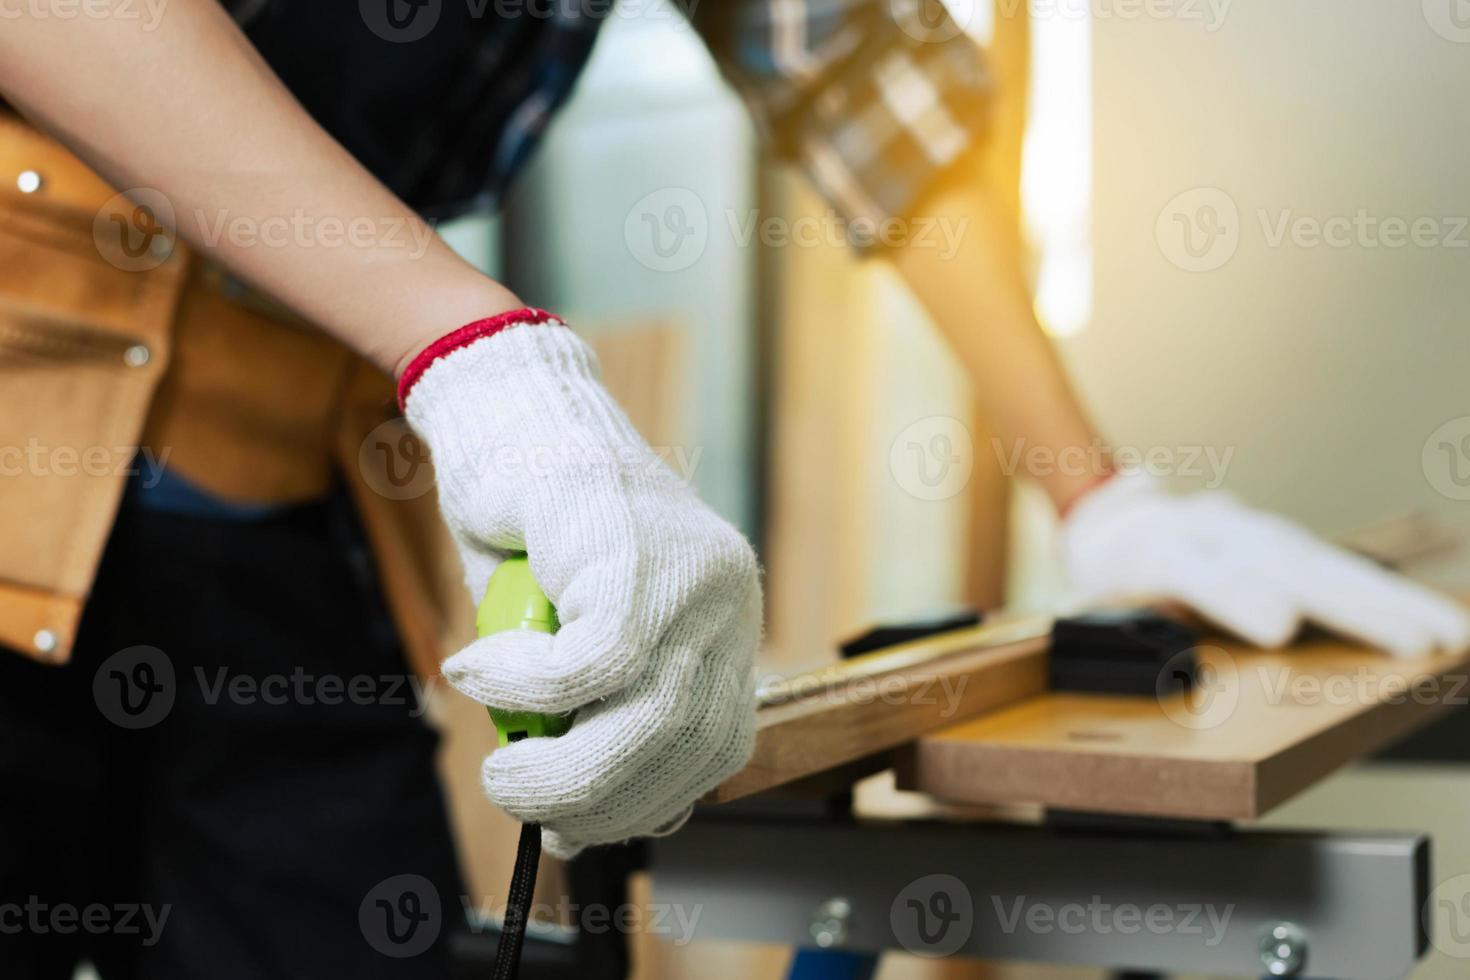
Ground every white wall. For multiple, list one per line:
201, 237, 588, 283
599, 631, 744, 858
1075, 0, 1470, 592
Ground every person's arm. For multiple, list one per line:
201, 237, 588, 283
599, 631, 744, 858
890, 179, 1109, 514
0, 1, 762, 857
0, 0, 516, 375
891, 178, 1470, 658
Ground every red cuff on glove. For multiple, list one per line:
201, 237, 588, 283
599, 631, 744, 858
396, 307, 556, 411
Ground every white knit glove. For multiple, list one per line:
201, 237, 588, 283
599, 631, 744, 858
1061, 472, 1470, 658
399, 311, 760, 858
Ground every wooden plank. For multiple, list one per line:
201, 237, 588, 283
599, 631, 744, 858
709, 618, 1052, 802
897, 637, 1470, 821
758, 170, 879, 669
716, 526, 1461, 807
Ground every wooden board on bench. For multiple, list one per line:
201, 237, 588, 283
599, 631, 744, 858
895, 637, 1470, 821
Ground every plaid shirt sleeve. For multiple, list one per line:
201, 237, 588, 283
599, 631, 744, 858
690, 0, 992, 245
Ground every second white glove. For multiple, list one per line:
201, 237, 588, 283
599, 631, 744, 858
1061, 472, 1470, 658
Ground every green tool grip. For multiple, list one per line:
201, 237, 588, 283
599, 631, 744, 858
475, 552, 574, 747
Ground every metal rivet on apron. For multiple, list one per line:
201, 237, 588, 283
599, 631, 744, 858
16, 170, 43, 194
33, 629, 58, 655
124, 344, 152, 368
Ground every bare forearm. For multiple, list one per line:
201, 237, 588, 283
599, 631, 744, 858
0, 0, 519, 375
891, 180, 1108, 512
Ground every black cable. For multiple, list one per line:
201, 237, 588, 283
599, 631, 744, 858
491, 820, 542, 980
491, 726, 542, 980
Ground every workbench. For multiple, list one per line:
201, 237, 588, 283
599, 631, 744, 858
648, 619, 1470, 979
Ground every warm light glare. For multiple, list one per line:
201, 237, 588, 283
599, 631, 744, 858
1020, 1, 1093, 337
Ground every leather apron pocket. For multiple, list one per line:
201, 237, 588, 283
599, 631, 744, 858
0, 114, 188, 662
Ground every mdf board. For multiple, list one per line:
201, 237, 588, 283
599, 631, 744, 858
898, 638, 1470, 821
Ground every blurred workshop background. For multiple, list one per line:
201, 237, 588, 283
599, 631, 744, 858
424, 1, 1470, 977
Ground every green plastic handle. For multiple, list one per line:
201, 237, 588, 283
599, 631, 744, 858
476, 553, 574, 747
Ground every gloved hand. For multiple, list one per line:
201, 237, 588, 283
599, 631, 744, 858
1061, 472, 1470, 658
399, 309, 761, 858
